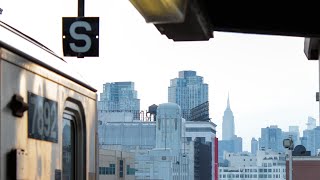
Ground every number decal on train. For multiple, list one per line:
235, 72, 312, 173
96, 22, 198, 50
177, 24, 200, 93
28, 92, 58, 143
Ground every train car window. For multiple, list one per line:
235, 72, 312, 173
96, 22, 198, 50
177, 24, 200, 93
63, 99, 87, 180
62, 113, 76, 180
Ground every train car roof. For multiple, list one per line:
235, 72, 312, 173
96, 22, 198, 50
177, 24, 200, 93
0, 21, 97, 92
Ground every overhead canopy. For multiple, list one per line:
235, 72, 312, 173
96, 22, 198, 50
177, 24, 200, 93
130, 1, 319, 41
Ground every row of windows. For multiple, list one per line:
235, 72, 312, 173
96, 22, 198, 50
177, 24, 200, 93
262, 162, 285, 167
99, 164, 116, 175
220, 168, 285, 173
99, 164, 136, 176
220, 174, 284, 178
186, 127, 216, 133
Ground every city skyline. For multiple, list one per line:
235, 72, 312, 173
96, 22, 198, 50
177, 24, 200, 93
96, 74, 318, 152
2, 0, 319, 151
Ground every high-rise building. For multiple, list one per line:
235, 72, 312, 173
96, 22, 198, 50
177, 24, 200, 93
289, 126, 300, 133
233, 136, 243, 153
222, 94, 235, 140
219, 95, 243, 163
251, 137, 258, 155
168, 70, 208, 120
302, 126, 320, 156
282, 130, 300, 146
288, 126, 300, 144
259, 125, 284, 153
98, 82, 140, 121
307, 116, 317, 130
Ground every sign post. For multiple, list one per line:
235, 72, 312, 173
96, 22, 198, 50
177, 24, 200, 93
78, 0, 84, 17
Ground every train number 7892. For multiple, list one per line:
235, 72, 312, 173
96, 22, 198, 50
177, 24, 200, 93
28, 92, 58, 143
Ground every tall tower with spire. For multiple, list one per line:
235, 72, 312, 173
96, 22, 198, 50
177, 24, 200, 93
222, 94, 235, 140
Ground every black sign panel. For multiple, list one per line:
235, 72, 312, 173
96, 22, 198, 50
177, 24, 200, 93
63, 17, 99, 57
28, 92, 58, 143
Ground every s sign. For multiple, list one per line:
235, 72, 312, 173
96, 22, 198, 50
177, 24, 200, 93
63, 17, 99, 57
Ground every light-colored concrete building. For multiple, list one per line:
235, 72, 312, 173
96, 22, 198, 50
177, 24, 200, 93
99, 149, 136, 180
184, 120, 217, 180
219, 149, 286, 180
134, 103, 190, 180
99, 102, 217, 180
98, 121, 156, 151
223, 151, 257, 167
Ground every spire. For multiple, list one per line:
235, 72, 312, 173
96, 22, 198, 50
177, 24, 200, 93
227, 92, 230, 109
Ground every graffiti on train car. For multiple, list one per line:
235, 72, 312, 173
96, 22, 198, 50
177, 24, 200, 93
28, 92, 58, 143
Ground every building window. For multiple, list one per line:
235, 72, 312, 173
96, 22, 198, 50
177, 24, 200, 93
127, 165, 136, 175
175, 118, 177, 130
62, 117, 75, 180
99, 164, 116, 175
119, 160, 124, 177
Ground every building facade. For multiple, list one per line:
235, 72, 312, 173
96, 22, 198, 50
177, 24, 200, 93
286, 156, 320, 180
98, 121, 156, 151
307, 116, 317, 130
259, 125, 284, 153
134, 103, 190, 180
99, 149, 136, 180
219, 149, 286, 180
184, 121, 217, 180
168, 70, 208, 121
251, 138, 258, 155
302, 126, 320, 156
98, 82, 140, 121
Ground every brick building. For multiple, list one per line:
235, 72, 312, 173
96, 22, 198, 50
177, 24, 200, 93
286, 156, 320, 179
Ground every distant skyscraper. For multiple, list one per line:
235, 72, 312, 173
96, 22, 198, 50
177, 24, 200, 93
251, 137, 258, 155
168, 70, 208, 120
218, 140, 235, 163
233, 136, 243, 153
222, 94, 235, 140
218, 136, 242, 163
283, 126, 301, 146
302, 126, 320, 156
219, 94, 243, 163
289, 126, 300, 133
259, 125, 283, 153
98, 82, 140, 120
307, 116, 317, 130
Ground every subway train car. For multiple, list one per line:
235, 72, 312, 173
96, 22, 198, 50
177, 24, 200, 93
0, 21, 98, 180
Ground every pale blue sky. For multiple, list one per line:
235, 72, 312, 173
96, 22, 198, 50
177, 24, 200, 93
1, 0, 318, 151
